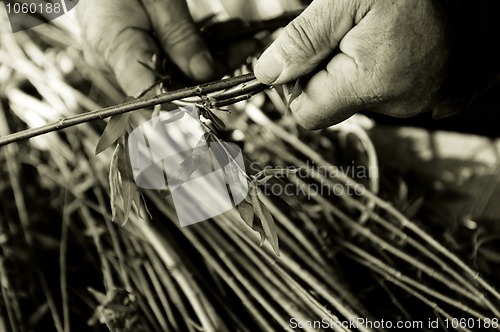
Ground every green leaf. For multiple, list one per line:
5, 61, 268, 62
254, 222, 266, 247
224, 160, 248, 204
256, 175, 274, 185
259, 201, 280, 256
251, 186, 280, 256
120, 180, 137, 226
108, 138, 139, 225
118, 136, 138, 225
200, 107, 226, 131
237, 200, 254, 227
169, 133, 210, 190
109, 144, 122, 221
117, 135, 135, 183
96, 111, 131, 155
206, 133, 255, 172
208, 134, 303, 213
265, 176, 304, 213
160, 188, 171, 198
139, 193, 153, 220
287, 80, 302, 111
205, 109, 226, 131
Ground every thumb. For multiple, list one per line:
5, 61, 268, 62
254, 0, 357, 85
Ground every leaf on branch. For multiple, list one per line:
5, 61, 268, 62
254, 172, 303, 213
288, 80, 302, 105
118, 136, 139, 225
286, 80, 302, 114
240, 185, 265, 246
237, 200, 254, 228
160, 188, 171, 198
251, 185, 280, 256
109, 138, 140, 225
139, 193, 153, 220
259, 202, 280, 256
254, 222, 266, 247
269, 176, 304, 213
117, 136, 136, 184
109, 143, 122, 221
95, 105, 132, 155
200, 107, 226, 131
120, 180, 137, 226
207, 133, 252, 169
209, 134, 303, 213
168, 133, 210, 190
256, 175, 274, 185
224, 161, 249, 205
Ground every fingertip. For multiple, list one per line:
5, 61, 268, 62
142, 0, 215, 82
119, 69, 156, 98
188, 50, 215, 82
289, 94, 323, 130
290, 80, 357, 129
224, 39, 262, 71
254, 47, 283, 85
160, 31, 216, 82
115, 53, 157, 97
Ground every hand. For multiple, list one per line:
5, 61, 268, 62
254, 0, 449, 129
77, 0, 215, 97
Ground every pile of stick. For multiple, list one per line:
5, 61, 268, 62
0, 12, 498, 332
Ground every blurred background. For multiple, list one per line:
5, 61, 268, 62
1, 1, 499, 331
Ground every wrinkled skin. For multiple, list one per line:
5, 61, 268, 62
254, 0, 449, 129
77, 0, 269, 97
77, 0, 216, 97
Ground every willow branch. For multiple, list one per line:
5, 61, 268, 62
0, 74, 264, 147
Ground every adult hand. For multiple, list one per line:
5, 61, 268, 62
77, 0, 215, 97
254, 0, 449, 129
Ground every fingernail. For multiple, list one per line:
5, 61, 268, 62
254, 48, 283, 85
189, 51, 215, 82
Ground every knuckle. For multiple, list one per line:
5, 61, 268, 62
346, 77, 387, 108
295, 115, 318, 130
378, 103, 422, 118
280, 16, 320, 61
158, 19, 198, 51
291, 100, 321, 130
105, 29, 136, 71
81, 41, 107, 71
293, 109, 311, 129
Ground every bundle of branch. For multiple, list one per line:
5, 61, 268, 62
0, 8, 498, 332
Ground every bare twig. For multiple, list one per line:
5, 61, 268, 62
0, 74, 262, 147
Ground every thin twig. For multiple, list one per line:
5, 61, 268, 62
0, 103, 64, 332
0, 74, 259, 147
146, 193, 275, 332
340, 240, 489, 319
245, 101, 500, 305
135, 214, 218, 332
60, 191, 71, 332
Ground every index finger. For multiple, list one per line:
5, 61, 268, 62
78, 0, 159, 96
140, 0, 215, 82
